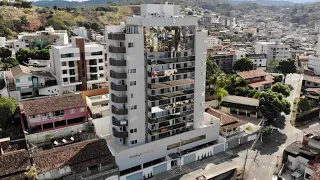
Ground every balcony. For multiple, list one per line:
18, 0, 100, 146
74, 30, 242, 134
148, 122, 187, 135
110, 70, 127, 79
109, 58, 126, 66
109, 46, 126, 53
149, 88, 194, 101
111, 93, 128, 103
150, 95, 194, 107
148, 55, 195, 65
110, 82, 127, 91
112, 116, 128, 126
148, 109, 194, 123
108, 33, 125, 40
111, 106, 128, 115
112, 127, 128, 138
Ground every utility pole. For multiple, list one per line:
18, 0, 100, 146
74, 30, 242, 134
179, 139, 182, 172
241, 118, 267, 180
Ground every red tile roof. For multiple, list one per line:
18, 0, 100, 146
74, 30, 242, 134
237, 69, 266, 79
20, 94, 86, 116
32, 139, 115, 173
248, 75, 274, 88
0, 149, 30, 178
303, 75, 320, 84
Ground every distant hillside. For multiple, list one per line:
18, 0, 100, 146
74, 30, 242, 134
228, 0, 294, 6
0, 6, 132, 39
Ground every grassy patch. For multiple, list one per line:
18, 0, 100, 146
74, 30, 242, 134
245, 125, 255, 132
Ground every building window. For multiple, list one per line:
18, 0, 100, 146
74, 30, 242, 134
62, 62, 67, 66
28, 77, 32, 81
30, 115, 36, 118
29, 85, 33, 88
70, 109, 76, 114
130, 128, 137, 133
63, 78, 68, 82
91, 51, 103, 55
129, 69, 136, 73
130, 81, 136, 86
99, 66, 103, 70
61, 53, 74, 58
131, 140, 137, 145
54, 110, 64, 116
128, 42, 135, 47
98, 59, 103, 63
130, 105, 137, 110
99, 74, 104, 78
63, 70, 68, 74
184, 52, 188, 56
17, 87, 21, 90
16, 78, 20, 83
131, 93, 133, 98
80, 107, 85, 112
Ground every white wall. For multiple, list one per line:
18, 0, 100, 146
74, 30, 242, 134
194, 30, 207, 129
38, 85, 62, 96
15, 74, 33, 90
111, 123, 220, 171
0, 37, 5, 48
287, 155, 309, 171
93, 116, 111, 137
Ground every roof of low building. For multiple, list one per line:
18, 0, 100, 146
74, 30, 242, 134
284, 142, 319, 159
11, 65, 31, 78
32, 138, 115, 173
20, 94, 86, 115
237, 69, 267, 79
31, 71, 56, 80
205, 108, 247, 130
248, 75, 274, 88
0, 149, 31, 178
305, 88, 320, 95
222, 95, 260, 107
246, 54, 267, 59
303, 75, 320, 84
298, 56, 309, 62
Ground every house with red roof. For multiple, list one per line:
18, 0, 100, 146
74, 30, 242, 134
237, 69, 274, 91
19, 93, 88, 133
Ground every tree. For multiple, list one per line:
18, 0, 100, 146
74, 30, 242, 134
1, 57, 19, 70
297, 98, 311, 113
16, 48, 31, 65
235, 86, 249, 96
53, 5, 57, 10
0, 47, 12, 59
271, 82, 290, 97
259, 90, 291, 121
20, 15, 29, 27
233, 57, 254, 72
278, 59, 296, 77
273, 75, 283, 83
217, 88, 229, 101
25, 165, 38, 180
0, 97, 17, 132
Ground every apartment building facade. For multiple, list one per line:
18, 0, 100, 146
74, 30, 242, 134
50, 37, 106, 93
106, 3, 225, 180
254, 41, 291, 67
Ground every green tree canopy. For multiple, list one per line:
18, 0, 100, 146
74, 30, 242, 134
217, 88, 229, 101
0, 97, 17, 132
0, 47, 12, 59
271, 82, 290, 97
25, 165, 38, 180
278, 59, 296, 77
16, 48, 50, 65
1, 57, 19, 70
233, 57, 254, 72
297, 98, 311, 113
259, 90, 291, 121
273, 75, 283, 83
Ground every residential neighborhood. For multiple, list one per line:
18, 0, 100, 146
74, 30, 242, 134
0, 1, 319, 180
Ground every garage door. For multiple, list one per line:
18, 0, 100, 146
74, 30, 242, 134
126, 171, 143, 180
153, 163, 167, 175
183, 153, 196, 164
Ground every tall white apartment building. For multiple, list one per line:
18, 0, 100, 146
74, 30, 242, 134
106, 3, 225, 180
254, 40, 291, 67
50, 37, 106, 93
14, 27, 68, 51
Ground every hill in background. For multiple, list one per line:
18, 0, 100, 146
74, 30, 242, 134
0, 5, 132, 39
